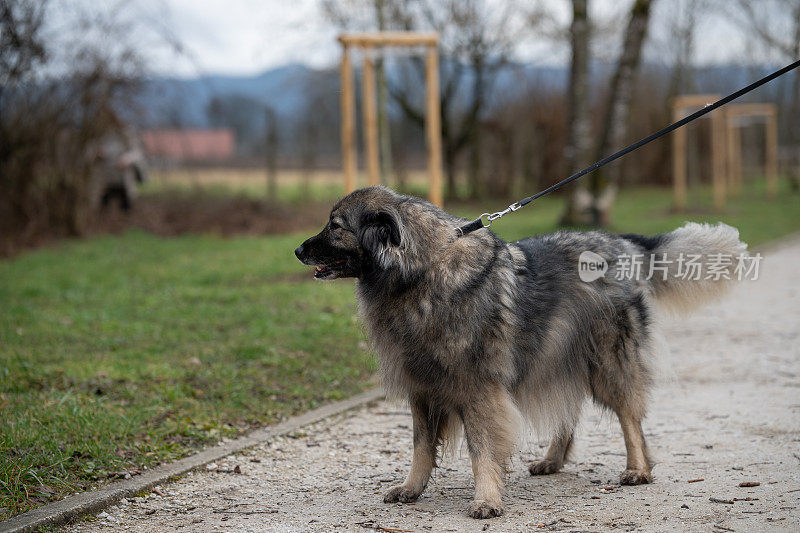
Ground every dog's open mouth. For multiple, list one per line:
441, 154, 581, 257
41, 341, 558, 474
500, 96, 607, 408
314, 260, 346, 279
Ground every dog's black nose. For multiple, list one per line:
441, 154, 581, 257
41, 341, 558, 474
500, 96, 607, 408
294, 245, 304, 259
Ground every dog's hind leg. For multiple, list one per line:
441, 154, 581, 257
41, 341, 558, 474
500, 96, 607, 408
594, 379, 654, 485
593, 380, 654, 485
590, 305, 655, 485
528, 425, 575, 476
459, 386, 518, 519
592, 369, 654, 485
616, 407, 653, 485
384, 396, 450, 504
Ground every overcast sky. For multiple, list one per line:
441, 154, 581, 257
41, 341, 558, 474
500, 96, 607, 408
141, 0, 783, 78
144, 0, 339, 76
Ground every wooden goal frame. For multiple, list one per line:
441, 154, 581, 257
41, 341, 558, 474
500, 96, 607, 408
724, 103, 778, 199
338, 32, 444, 206
671, 94, 727, 211
672, 95, 779, 211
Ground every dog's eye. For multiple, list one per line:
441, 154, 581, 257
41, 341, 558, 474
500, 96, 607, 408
329, 221, 340, 231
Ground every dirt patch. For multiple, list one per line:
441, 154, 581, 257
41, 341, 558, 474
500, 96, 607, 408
100, 193, 329, 237
0, 192, 331, 258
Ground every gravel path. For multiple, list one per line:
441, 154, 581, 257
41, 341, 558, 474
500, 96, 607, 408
68, 238, 800, 532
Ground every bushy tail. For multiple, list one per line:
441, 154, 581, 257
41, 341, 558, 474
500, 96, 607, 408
637, 222, 748, 315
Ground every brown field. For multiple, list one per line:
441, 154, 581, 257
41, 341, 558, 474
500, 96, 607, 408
146, 168, 434, 201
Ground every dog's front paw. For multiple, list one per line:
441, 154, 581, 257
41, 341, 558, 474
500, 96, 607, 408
619, 469, 653, 485
468, 499, 504, 519
528, 459, 562, 476
383, 485, 421, 504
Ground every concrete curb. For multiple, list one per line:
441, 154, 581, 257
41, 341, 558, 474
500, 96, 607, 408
0, 388, 384, 533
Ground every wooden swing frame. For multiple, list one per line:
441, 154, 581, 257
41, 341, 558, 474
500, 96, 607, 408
671, 95, 779, 211
338, 32, 444, 206
724, 103, 778, 199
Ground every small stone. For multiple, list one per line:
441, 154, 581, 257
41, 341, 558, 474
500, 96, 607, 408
681, 504, 689, 509
206, 463, 218, 471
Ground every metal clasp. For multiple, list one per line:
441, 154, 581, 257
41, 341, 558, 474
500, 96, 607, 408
482, 202, 522, 226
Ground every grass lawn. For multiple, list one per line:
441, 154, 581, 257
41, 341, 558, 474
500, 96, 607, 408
0, 232, 372, 519
1, 178, 798, 519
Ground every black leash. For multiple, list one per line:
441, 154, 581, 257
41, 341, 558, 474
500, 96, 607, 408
456, 58, 800, 238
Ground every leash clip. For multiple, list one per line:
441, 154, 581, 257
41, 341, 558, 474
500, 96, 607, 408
458, 202, 525, 237
484, 202, 523, 226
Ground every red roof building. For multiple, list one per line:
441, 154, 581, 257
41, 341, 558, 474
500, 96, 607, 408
141, 129, 235, 162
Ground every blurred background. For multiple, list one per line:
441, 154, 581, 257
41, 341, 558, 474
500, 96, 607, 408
2, 0, 799, 251
1, 0, 798, 520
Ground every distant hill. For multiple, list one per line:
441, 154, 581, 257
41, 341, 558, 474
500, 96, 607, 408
133, 61, 790, 130
135, 64, 315, 127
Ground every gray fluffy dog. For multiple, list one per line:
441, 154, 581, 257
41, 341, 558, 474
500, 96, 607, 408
295, 186, 746, 519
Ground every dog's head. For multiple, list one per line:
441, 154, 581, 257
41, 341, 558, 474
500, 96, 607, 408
295, 187, 403, 280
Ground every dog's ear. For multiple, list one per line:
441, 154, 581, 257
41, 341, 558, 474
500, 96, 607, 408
359, 211, 401, 256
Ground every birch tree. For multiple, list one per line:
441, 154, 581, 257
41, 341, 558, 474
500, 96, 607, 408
559, 0, 593, 226
561, 0, 655, 226
589, 0, 655, 226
